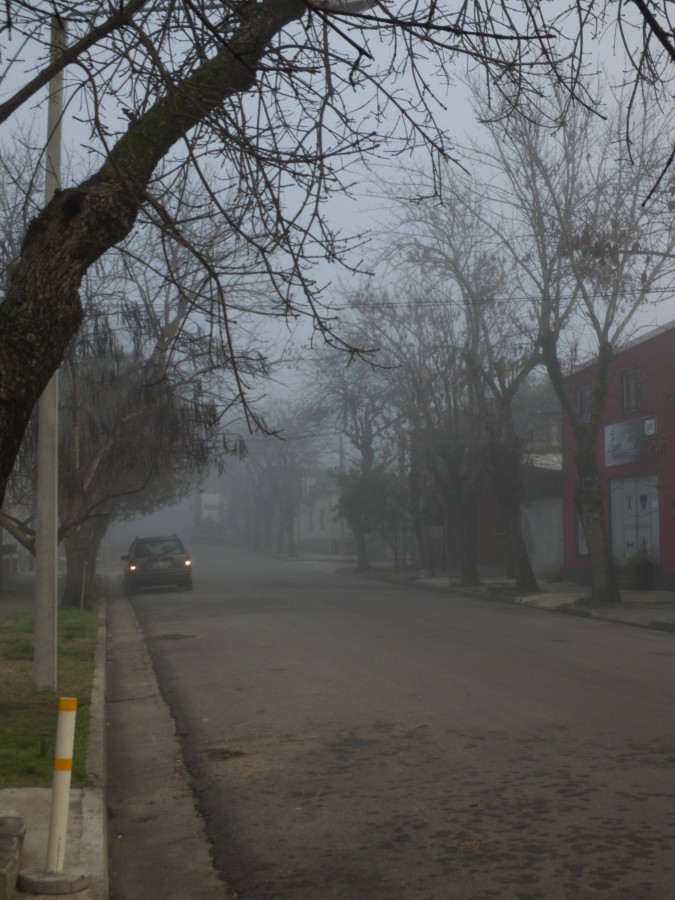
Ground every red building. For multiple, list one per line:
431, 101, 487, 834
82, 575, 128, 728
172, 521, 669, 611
563, 320, 675, 587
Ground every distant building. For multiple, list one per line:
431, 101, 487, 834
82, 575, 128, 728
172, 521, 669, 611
471, 459, 563, 577
294, 472, 352, 556
562, 320, 675, 587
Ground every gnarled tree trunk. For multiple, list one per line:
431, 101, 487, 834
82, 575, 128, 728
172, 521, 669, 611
354, 529, 370, 573
541, 333, 621, 606
61, 515, 109, 608
452, 496, 481, 586
575, 448, 620, 606
489, 437, 539, 594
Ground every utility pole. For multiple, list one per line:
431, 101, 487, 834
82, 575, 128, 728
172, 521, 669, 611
338, 432, 345, 556
34, 17, 65, 691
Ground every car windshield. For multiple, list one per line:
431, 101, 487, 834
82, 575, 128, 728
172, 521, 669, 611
135, 539, 183, 557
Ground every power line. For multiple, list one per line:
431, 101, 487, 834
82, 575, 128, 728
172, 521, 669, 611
328, 284, 675, 312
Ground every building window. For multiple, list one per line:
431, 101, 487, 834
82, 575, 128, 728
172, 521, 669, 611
621, 369, 643, 414
575, 383, 593, 423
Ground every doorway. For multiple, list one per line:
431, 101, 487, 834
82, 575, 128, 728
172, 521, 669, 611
609, 475, 660, 563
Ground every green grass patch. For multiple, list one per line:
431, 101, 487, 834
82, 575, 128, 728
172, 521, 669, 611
0, 606, 99, 789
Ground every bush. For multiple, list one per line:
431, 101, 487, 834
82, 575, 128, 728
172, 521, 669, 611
626, 545, 658, 590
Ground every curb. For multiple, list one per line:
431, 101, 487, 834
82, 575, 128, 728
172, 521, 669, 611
83, 598, 108, 898
370, 569, 675, 634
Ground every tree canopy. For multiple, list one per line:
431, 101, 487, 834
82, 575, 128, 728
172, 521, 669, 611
2, 0, 675, 508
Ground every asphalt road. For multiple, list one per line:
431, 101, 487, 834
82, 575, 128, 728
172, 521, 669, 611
126, 547, 675, 899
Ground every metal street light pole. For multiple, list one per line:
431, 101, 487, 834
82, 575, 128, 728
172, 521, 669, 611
34, 17, 65, 691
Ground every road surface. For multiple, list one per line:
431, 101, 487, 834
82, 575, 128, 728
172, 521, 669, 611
122, 548, 675, 898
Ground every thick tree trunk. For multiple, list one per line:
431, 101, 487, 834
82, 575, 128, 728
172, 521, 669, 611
575, 449, 621, 605
453, 498, 481, 586
62, 531, 87, 607
275, 514, 284, 554
285, 518, 297, 558
261, 501, 274, 552
61, 515, 108, 608
407, 444, 435, 572
424, 432, 483, 586
424, 526, 437, 575
355, 529, 370, 572
410, 515, 422, 569
489, 439, 539, 593
407, 432, 422, 569
540, 333, 621, 605
504, 503, 540, 594
410, 515, 435, 573
0, 0, 307, 509
507, 513, 540, 593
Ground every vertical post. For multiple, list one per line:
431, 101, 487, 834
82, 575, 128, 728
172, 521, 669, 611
18, 695, 90, 892
46, 697, 77, 872
328, 499, 332, 555
80, 561, 87, 610
34, 17, 65, 691
338, 433, 345, 556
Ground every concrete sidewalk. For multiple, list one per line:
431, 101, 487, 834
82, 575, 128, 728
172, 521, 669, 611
308, 554, 675, 632
0, 789, 106, 899
1, 569, 224, 900
409, 571, 675, 632
0, 576, 107, 900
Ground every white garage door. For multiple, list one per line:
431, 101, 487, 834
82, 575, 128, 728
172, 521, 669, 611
609, 475, 660, 564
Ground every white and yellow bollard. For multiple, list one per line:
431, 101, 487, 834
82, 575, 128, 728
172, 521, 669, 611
18, 696, 91, 895
46, 696, 78, 872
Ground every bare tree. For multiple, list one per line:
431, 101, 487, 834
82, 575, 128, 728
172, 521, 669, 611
3, 0, 673, 509
0, 305, 224, 605
230, 402, 324, 556
347, 286, 486, 585
382, 171, 542, 590
466, 89, 675, 604
0, 169, 268, 603
307, 343, 401, 569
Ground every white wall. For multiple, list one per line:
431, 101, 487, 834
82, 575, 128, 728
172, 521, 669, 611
521, 498, 564, 575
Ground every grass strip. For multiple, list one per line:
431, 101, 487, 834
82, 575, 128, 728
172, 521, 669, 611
0, 606, 99, 789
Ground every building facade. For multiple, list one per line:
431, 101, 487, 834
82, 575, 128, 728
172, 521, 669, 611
468, 462, 563, 577
563, 321, 675, 586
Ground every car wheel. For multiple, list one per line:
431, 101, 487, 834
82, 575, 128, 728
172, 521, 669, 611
182, 576, 193, 592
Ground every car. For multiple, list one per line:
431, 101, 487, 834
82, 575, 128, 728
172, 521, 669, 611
121, 535, 193, 594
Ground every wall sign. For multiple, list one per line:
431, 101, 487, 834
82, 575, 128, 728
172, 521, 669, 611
604, 417, 657, 467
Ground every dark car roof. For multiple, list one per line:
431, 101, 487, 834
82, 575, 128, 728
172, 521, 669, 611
130, 536, 187, 555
